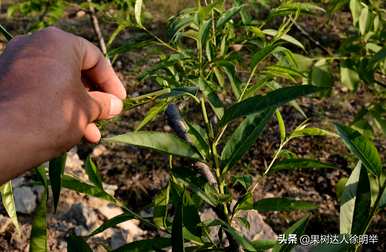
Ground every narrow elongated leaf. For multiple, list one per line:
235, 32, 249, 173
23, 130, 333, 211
106, 132, 201, 160
136, 101, 168, 131
219, 85, 322, 126
89, 212, 135, 236
29, 190, 48, 252
182, 191, 202, 239
221, 109, 274, 172
359, 5, 370, 35
262, 29, 304, 50
251, 240, 277, 251
198, 19, 212, 49
62, 175, 117, 203
49, 153, 66, 212
134, 0, 143, 27
186, 122, 210, 160
339, 162, 371, 234
270, 159, 336, 172
349, 0, 362, 25
290, 127, 337, 139
251, 43, 278, 68
84, 156, 103, 189
254, 198, 317, 212
67, 234, 92, 252
335, 124, 382, 176
216, 5, 243, 29
272, 216, 309, 252
111, 238, 171, 252
172, 192, 185, 252
0, 181, 20, 234
276, 110, 286, 142
153, 185, 170, 229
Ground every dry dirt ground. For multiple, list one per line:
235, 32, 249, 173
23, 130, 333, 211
0, 1, 385, 251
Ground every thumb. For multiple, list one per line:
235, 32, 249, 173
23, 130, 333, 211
88, 91, 123, 121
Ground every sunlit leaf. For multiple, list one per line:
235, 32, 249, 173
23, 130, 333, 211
335, 124, 382, 176
219, 85, 323, 126
339, 162, 371, 234
0, 181, 20, 234
106, 132, 201, 160
134, 0, 143, 27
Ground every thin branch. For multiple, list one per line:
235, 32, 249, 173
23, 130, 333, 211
290, 17, 332, 55
87, 0, 107, 56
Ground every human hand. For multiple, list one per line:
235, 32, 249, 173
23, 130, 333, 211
0, 27, 126, 183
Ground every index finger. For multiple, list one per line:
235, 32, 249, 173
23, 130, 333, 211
78, 37, 126, 99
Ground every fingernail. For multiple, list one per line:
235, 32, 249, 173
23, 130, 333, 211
110, 95, 123, 117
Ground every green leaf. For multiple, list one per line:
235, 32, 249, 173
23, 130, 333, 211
49, 153, 66, 212
335, 124, 382, 176
270, 159, 336, 172
340, 65, 360, 91
62, 175, 117, 203
359, 5, 371, 35
89, 212, 135, 236
276, 110, 286, 142
272, 216, 309, 252
84, 156, 103, 189
198, 19, 212, 49
29, 190, 48, 252
251, 239, 277, 251
136, 101, 168, 131
0, 181, 20, 234
134, 0, 143, 27
186, 122, 210, 160
232, 175, 253, 191
349, 0, 362, 25
221, 109, 274, 172
219, 85, 322, 127
153, 184, 170, 229
311, 59, 333, 96
67, 234, 92, 252
196, 78, 224, 119
270, 2, 324, 17
216, 5, 243, 29
336, 177, 348, 201
339, 162, 371, 234
254, 198, 317, 212
251, 43, 278, 68
205, 219, 256, 251
105, 132, 201, 160
262, 29, 304, 50
111, 238, 171, 252
182, 191, 202, 240
172, 191, 185, 252
290, 127, 337, 139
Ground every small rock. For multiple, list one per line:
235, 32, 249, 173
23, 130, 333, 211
75, 225, 89, 236
110, 229, 126, 250
63, 203, 97, 229
31, 185, 45, 201
12, 177, 25, 187
92, 145, 107, 157
14, 187, 37, 214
